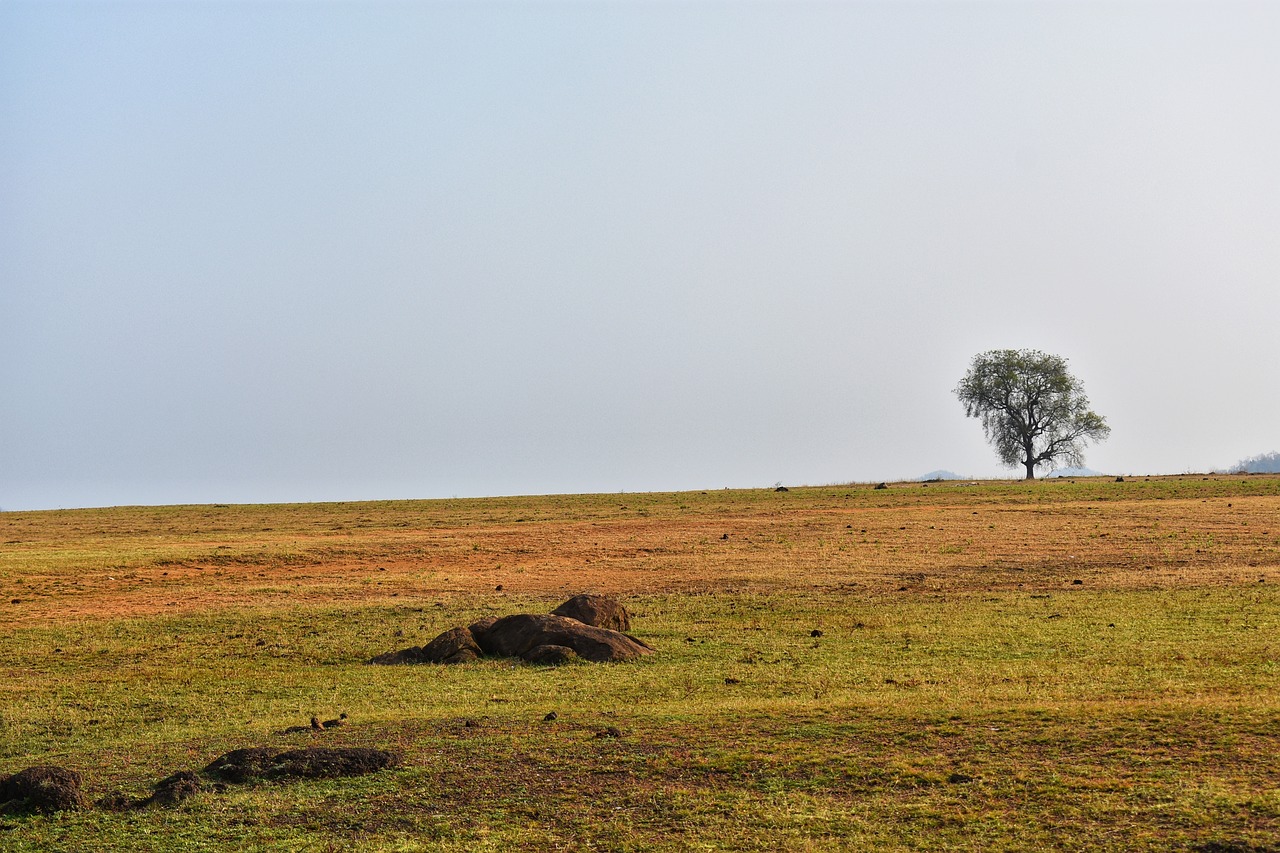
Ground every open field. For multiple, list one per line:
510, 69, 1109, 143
2, 475, 1279, 851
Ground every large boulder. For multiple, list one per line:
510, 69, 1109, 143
369, 626, 483, 665
0, 766, 86, 814
420, 626, 483, 664
467, 615, 500, 640
551, 594, 632, 632
477, 614, 653, 663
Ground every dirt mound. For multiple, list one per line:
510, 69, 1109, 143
551, 594, 632, 631
204, 747, 278, 783
0, 765, 86, 814
269, 747, 398, 779
204, 747, 397, 782
148, 770, 203, 806
479, 614, 653, 662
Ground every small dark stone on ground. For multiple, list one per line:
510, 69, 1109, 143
810, 629, 823, 637
543, 711, 558, 722
595, 726, 623, 739
724, 678, 740, 685
874, 482, 888, 490
775, 486, 789, 492
947, 772, 974, 784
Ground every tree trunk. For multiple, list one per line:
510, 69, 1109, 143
1024, 460, 1036, 480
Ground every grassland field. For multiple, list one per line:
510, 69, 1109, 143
1, 475, 1278, 851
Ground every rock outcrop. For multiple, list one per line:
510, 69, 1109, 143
370, 595, 653, 666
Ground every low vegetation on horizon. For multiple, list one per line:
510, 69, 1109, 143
2, 475, 1279, 850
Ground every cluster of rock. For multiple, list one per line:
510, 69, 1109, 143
369, 594, 653, 666
3, 595, 648, 816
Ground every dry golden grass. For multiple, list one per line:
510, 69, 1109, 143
4, 475, 1277, 626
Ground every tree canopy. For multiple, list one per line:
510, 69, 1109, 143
956, 349, 1110, 480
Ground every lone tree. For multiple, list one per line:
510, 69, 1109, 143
955, 349, 1110, 480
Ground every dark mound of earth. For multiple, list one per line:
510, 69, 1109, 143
204, 747, 278, 783
205, 747, 397, 782
147, 770, 204, 806
0, 765, 86, 814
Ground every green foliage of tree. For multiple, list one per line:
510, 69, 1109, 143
956, 349, 1110, 480
1232, 451, 1280, 474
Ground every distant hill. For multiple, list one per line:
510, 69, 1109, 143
1224, 451, 1280, 474
917, 470, 964, 482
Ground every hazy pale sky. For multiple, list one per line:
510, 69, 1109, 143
3, 1, 1278, 510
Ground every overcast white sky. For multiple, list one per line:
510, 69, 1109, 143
3, 1, 1278, 511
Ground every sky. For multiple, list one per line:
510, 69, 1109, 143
3, 1, 1278, 511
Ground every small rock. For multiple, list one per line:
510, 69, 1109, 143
874, 482, 888, 490
543, 711, 558, 722
724, 677, 740, 685
495, 584, 503, 591
947, 772, 974, 784
1071, 579, 1083, 585
810, 629, 823, 638
595, 726, 623, 739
